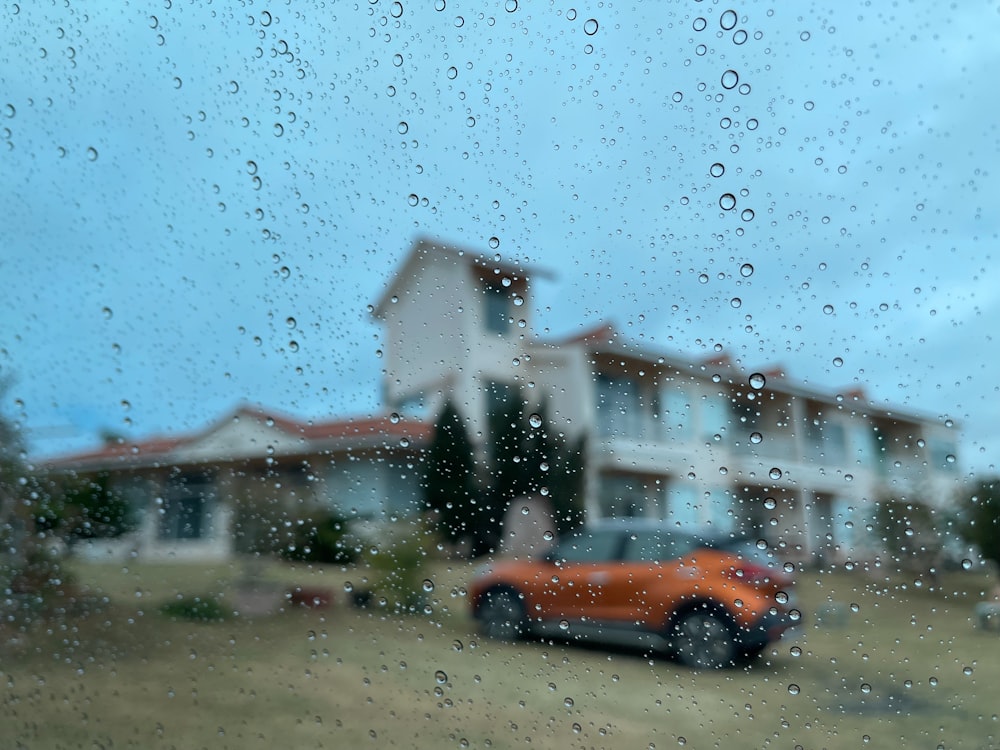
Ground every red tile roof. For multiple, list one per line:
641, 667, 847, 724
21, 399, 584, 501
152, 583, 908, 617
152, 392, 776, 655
44, 404, 432, 471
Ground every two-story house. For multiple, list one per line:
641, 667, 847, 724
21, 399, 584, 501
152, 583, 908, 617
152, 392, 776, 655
45, 236, 960, 564
373, 237, 962, 563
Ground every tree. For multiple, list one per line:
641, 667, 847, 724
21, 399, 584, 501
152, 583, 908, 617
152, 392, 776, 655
421, 401, 478, 545
959, 478, 1000, 568
59, 472, 136, 541
478, 395, 587, 553
547, 433, 587, 537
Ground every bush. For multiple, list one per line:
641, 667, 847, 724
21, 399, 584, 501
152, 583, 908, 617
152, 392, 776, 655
280, 512, 358, 565
159, 595, 228, 622
358, 520, 436, 614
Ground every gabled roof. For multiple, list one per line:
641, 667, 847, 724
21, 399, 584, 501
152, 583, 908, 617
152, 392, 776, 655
43, 403, 432, 473
371, 235, 555, 318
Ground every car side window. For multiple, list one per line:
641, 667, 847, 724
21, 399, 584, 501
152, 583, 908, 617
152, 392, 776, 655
623, 531, 697, 562
555, 529, 622, 563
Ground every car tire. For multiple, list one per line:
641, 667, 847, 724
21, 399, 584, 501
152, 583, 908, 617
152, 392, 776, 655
670, 605, 737, 669
477, 587, 526, 641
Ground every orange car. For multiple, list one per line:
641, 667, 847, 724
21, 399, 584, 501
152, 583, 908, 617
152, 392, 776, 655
469, 521, 800, 668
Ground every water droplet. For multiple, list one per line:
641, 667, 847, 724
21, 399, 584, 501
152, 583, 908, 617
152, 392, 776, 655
397, 121, 409, 134
559, 619, 570, 631
709, 162, 725, 178
962, 559, 973, 570
756, 539, 767, 550
407, 194, 419, 207
435, 670, 448, 684
800, 30, 811, 41
804, 100, 815, 111
583, 18, 599, 35
929, 676, 939, 687
720, 10, 738, 30
749, 372, 766, 389
87, 146, 99, 161
422, 579, 434, 592
763, 497, 776, 510
963, 666, 973, 676
789, 645, 801, 656
563, 696, 575, 708
721, 70, 739, 90
787, 684, 800, 695
740, 208, 755, 221
769, 467, 783, 480
719, 193, 737, 210
739, 263, 754, 278
528, 413, 543, 428
860, 683, 872, 694
832, 356, 844, 367
749, 431, 763, 444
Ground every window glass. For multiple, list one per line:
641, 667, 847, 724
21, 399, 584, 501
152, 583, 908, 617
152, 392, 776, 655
2, 2, 997, 748
554, 528, 621, 563
623, 530, 697, 562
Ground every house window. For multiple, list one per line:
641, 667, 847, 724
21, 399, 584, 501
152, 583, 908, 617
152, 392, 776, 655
396, 391, 430, 419
928, 439, 958, 472
659, 385, 692, 438
327, 458, 384, 518
160, 473, 213, 540
700, 393, 730, 442
597, 473, 663, 518
666, 482, 733, 531
596, 373, 641, 438
483, 284, 511, 335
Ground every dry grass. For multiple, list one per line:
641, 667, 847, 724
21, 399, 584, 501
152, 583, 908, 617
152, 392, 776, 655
3, 557, 1000, 749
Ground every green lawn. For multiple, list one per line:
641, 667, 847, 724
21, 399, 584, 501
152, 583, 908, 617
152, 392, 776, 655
3, 557, 999, 749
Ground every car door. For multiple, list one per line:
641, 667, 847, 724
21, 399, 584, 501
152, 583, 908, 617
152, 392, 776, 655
610, 531, 700, 628
540, 528, 623, 624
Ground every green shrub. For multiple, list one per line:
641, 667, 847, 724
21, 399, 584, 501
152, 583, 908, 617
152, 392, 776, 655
281, 512, 358, 565
361, 520, 436, 614
159, 595, 228, 622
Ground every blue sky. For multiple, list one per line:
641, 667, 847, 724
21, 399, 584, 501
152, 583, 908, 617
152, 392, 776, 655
3, 1, 999, 473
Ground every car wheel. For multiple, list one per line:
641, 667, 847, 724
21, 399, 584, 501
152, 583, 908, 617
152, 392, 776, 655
671, 606, 737, 669
477, 587, 526, 641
